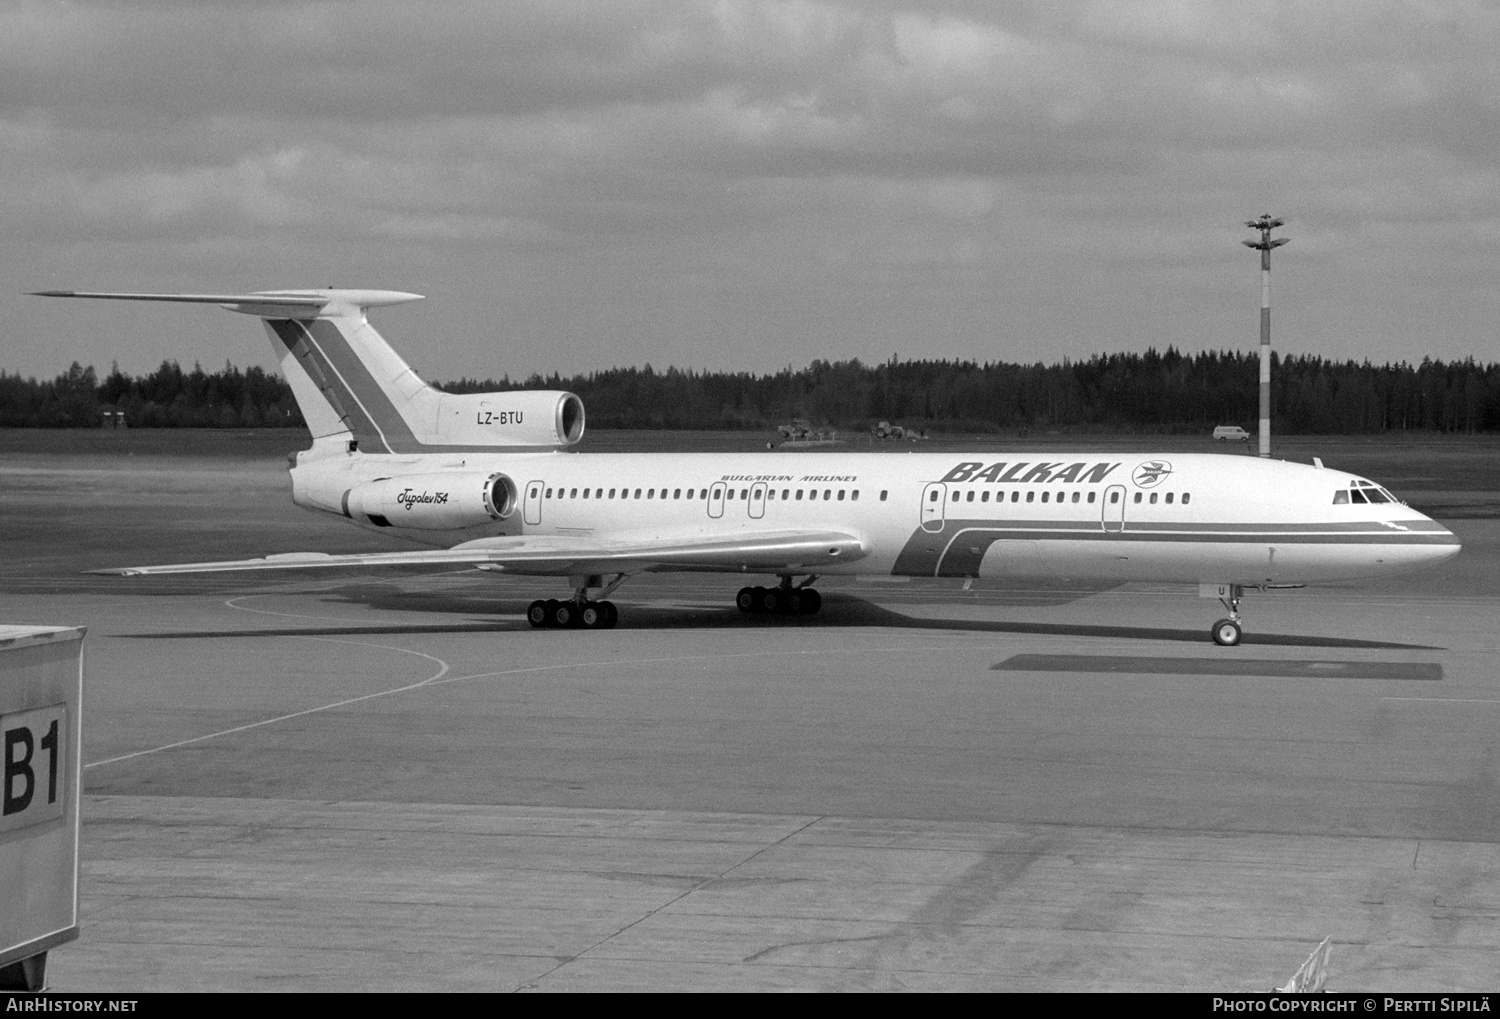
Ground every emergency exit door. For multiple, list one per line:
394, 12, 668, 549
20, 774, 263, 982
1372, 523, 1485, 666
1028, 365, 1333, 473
920, 483, 946, 532
1102, 485, 1126, 532
523, 480, 543, 525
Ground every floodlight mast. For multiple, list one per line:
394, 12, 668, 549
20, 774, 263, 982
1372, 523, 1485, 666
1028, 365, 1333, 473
1242, 214, 1289, 458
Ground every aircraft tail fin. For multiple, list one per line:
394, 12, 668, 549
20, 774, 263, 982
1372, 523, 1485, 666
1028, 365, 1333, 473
31, 289, 585, 455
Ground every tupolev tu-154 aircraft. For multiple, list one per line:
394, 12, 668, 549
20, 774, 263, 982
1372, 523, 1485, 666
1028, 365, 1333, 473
33, 288, 1460, 645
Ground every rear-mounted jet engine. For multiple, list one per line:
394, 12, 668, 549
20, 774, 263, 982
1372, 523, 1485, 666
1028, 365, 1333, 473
343, 472, 518, 530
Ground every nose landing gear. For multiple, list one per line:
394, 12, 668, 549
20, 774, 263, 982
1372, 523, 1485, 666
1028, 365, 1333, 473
1211, 584, 1244, 646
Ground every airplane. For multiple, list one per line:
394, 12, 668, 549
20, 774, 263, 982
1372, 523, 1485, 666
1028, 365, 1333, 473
33, 288, 1461, 645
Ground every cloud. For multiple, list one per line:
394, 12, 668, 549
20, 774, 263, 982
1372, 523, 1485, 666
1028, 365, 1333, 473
3, 1, 1499, 380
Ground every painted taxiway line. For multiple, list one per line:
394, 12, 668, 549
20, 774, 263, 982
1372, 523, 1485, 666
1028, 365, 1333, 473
1379, 697, 1500, 705
81, 639, 1031, 771
85, 635, 452, 769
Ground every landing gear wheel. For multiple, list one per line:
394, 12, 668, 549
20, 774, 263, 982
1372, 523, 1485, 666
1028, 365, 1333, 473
736, 587, 756, 613
527, 600, 549, 628
760, 588, 782, 614
543, 599, 562, 627
1212, 618, 1242, 646
601, 601, 618, 629
580, 603, 605, 629
801, 589, 822, 615
553, 601, 577, 628
785, 591, 803, 615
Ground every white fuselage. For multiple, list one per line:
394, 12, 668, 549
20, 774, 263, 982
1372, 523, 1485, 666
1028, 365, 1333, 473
291, 449, 1459, 587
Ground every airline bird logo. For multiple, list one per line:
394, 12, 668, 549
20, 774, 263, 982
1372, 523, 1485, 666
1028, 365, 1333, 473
1132, 460, 1173, 488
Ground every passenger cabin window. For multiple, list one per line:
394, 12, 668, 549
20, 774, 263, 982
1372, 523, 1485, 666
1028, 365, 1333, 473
981, 491, 989, 503
1182, 493, 1191, 504
1041, 492, 1049, 503
880, 490, 888, 501
1071, 492, 1080, 504
1088, 492, 1096, 503
1026, 491, 1034, 503
1149, 493, 1158, 504
1109, 491, 1119, 504
1011, 491, 1020, 503
1133, 492, 1142, 504
838, 490, 846, 501
851, 491, 859, 501
1165, 493, 1173, 504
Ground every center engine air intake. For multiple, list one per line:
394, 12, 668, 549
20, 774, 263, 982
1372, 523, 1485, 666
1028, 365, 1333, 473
343, 472, 518, 531
432, 390, 586, 447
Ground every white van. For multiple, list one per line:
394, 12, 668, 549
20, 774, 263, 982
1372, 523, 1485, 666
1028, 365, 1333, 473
1212, 425, 1251, 442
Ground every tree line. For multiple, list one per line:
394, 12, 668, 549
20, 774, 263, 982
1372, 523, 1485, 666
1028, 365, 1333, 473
3, 348, 1498, 433
447, 349, 1500, 434
0, 361, 303, 429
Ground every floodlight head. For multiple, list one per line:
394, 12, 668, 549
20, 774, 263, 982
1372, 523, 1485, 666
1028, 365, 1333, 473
1269, 237, 1290, 248
1242, 239, 1262, 249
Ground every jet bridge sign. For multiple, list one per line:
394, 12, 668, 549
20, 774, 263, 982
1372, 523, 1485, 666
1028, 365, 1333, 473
2, 703, 68, 833
0, 625, 84, 985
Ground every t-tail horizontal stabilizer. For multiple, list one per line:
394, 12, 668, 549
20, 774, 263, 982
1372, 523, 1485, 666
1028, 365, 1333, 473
31, 288, 586, 453
30, 289, 423, 319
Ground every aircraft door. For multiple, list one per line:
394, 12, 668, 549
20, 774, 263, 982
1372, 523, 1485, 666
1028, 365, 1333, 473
1102, 485, 1125, 532
708, 482, 726, 519
523, 480, 544, 525
920, 482, 946, 533
748, 482, 766, 519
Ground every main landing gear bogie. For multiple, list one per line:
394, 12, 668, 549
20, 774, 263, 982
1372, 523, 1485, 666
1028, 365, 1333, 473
736, 583, 822, 617
527, 597, 618, 629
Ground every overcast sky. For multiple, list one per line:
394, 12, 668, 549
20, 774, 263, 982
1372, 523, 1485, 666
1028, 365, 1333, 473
5, 0, 1499, 382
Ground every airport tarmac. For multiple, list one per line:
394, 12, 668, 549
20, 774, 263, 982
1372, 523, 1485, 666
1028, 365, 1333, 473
2, 433, 1498, 991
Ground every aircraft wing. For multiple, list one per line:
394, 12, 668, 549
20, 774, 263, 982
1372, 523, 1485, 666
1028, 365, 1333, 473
87, 531, 866, 577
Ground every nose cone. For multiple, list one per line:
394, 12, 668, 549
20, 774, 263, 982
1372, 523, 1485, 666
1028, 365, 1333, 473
1414, 514, 1461, 567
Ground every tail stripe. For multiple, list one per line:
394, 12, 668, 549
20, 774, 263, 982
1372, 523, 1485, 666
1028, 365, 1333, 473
295, 320, 408, 453
266, 320, 370, 447
269, 317, 433, 454
288, 329, 353, 429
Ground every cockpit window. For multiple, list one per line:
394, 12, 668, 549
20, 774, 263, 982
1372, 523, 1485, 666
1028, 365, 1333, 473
1345, 480, 1399, 505
1332, 490, 1349, 504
